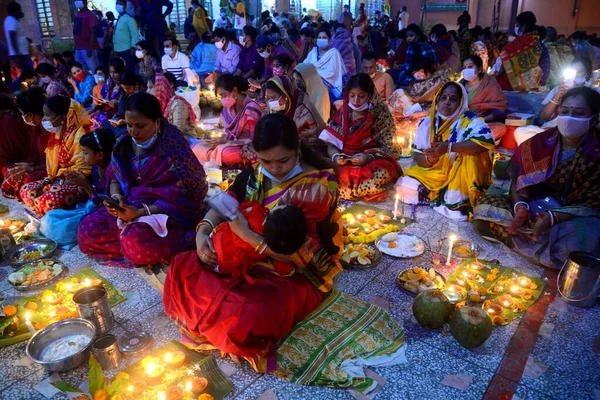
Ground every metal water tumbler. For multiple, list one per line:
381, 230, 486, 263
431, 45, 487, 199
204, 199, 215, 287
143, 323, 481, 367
73, 286, 115, 334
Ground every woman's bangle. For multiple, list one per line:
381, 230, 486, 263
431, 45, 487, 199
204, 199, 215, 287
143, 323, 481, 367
196, 219, 215, 233
424, 155, 434, 166
550, 98, 560, 105
254, 239, 265, 253
447, 142, 453, 154
513, 201, 529, 213
142, 203, 151, 216
548, 211, 555, 227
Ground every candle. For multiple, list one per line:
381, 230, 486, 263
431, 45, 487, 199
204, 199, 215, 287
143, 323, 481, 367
399, 137, 405, 147
145, 360, 165, 385
455, 278, 465, 286
355, 214, 367, 223
486, 304, 503, 315
24, 312, 36, 335
379, 215, 391, 223
500, 296, 514, 307
519, 277, 532, 287
510, 286, 524, 295
127, 380, 146, 394
461, 270, 476, 280
164, 351, 186, 368
446, 235, 457, 265
393, 194, 399, 220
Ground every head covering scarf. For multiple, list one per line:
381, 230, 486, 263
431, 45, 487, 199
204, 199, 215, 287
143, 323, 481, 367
45, 99, 92, 178
267, 75, 326, 131
294, 63, 330, 122
428, 81, 469, 143
154, 73, 197, 125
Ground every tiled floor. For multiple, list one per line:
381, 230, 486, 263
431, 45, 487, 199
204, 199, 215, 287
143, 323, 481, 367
0, 192, 598, 400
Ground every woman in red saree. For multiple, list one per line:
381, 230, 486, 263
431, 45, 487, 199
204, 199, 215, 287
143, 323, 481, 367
320, 73, 402, 201
78, 93, 207, 267
164, 113, 343, 372
1, 88, 48, 198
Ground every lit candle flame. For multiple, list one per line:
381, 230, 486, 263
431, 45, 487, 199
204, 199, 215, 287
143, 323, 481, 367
128, 385, 134, 392
25, 312, 31, 322
145, 361, 156, 375
449, 234, 456, 242
164, 352, 172, 362
46, 295, 54, 302
503, 301, 509, 307
186, 381, 192, 391
487, 308, 495, 314
65, 283, 72, 291
157, 392, 166, 400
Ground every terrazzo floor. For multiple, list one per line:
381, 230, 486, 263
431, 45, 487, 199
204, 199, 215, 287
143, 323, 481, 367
0, 186, 598, 400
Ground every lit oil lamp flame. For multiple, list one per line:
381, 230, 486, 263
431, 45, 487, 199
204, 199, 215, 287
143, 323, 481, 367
145, 361, 156, 375
128, 385, 134, 392
186, 381, 192, 391
164, 352, 172, 362
84, 278, 92, 287
157, 392, 166, 400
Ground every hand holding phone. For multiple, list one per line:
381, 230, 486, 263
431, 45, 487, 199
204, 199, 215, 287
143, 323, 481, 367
97, 194, 125, 211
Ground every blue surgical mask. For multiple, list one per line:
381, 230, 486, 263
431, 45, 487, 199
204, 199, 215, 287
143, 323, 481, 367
260, 161, 303, 183
132, 133, 158, 150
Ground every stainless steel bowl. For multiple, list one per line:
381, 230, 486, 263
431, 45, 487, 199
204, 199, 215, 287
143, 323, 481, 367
8, 239, 58, 268
452, 240, 480, 259
26, 318, 96, 372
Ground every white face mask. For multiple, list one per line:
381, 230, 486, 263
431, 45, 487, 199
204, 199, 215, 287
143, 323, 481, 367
462, 68, 478, 81
268, 97, 286, 112
94, 74, 105, 84
515, 27, 523, 37
115, 4, 124, 14
349, 101, 369, 111
215, 39, 225, 50
316, 38, 329, 49
39, 76, 51, 84
259, 50, 270, 58
135, 50, 145, 59
164, 47, 173, 56
574, 77, 586, 86
557, 115, 594, 138
74, 1, 84, 9
238, 35, 246, 44
42, 120, 61, 133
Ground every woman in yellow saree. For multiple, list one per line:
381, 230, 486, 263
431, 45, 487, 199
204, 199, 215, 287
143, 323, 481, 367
395, 82, 495, 220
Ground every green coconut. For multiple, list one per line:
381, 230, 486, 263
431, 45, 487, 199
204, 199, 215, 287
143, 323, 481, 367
449, 306, 493, 348
412, 289, 454, 329
209, 99, 223, 112
199, 96, 209, 108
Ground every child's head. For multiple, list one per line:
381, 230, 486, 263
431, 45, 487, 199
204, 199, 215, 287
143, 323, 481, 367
263, 205, 307, 255
79, 128, 116, 167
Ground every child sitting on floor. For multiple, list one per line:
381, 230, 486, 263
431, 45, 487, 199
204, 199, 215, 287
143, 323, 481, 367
211, 200, 307, 283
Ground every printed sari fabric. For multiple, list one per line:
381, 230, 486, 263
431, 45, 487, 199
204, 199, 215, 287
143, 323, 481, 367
155, 74, 198, 139
192, 96, 263, 167
89, 78, 124, 129
19, 100, 92, 216
268, 75, 326, 153
473, 128, 600, 269
163, 166, 344, 372
399, 83, 495, 219
320, 91, 402, 201
499, 32, 544, 91
77, 119, 207, 267
275, 290, 407, 392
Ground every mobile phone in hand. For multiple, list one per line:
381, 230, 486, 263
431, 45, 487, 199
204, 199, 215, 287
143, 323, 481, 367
97, 194, 124, 211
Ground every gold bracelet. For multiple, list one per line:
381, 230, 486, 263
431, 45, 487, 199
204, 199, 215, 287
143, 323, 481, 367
254, 239, 265, 253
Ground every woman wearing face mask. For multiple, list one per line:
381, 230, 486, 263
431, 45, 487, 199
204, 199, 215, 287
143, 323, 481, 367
91, 67, 107, 108
473, 87, 600, 269
495, 11, 550, 91
304, 28, 347, 101
0, 90, 47, 198
164, 113, 347, 373
460, 55, 507, 143
134, 40, 162, 80
271, 53, 293, 77
89, 57, 126, 129
192, 74, 262, 167
395, 82, 495, 220
35, 63, 72, 98
68, 62, 97, 108
265, 75, 326, 154
151, 72, 197, 141
78, 92, 207, 267
512, 57, 596, 146
320, 73, 401, 201
19, 95, 93, 216
293, 63, 330, 123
